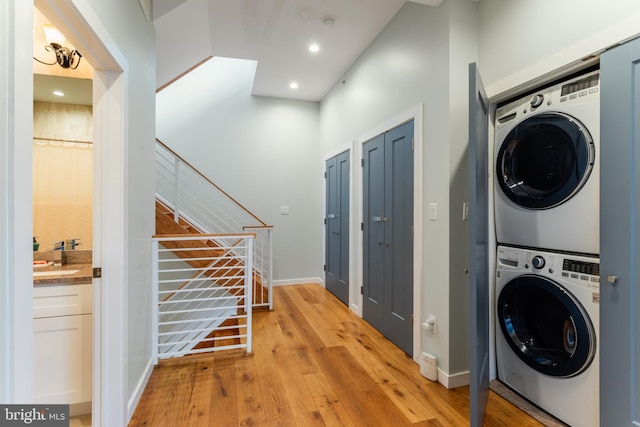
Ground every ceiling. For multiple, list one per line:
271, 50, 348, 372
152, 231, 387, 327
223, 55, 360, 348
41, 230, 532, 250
154, 0, 445, 102
33, 0, 445, 105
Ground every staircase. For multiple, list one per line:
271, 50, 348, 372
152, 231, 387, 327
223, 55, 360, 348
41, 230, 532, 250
153, 140, 273, 360
155, 199, 268, 306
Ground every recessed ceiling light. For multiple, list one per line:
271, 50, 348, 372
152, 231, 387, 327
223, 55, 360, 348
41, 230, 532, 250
53, 90, 64, 97
309, 44, 320, 53
289, 82, 299, 89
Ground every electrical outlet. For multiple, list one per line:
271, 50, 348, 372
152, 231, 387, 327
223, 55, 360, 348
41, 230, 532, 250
422, 314, 437, 334
280, 206, 289, 215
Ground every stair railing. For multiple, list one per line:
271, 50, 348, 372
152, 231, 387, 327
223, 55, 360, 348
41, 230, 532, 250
155, 139, 273, 309
152, 233, 254, 361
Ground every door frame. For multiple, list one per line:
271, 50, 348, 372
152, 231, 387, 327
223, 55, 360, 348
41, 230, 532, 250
29, 1, 128, 424
354, 104, 423, 360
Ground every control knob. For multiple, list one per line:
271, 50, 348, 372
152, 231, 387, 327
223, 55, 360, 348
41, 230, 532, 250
532, 255, 545, 269
530, 94, 544, 108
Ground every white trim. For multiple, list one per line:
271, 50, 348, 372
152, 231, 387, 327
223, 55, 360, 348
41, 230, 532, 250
437, 369, 470, 389
273, 277, 323, 287
323, 142, 353, 162
93, 68, 129, 427
4, 0, 35, 403
34, 1, 130, 425
128, 356, 154, 419
354, 104, 423, 361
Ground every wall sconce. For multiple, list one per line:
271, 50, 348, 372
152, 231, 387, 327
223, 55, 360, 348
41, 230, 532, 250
33, 24, 82, 69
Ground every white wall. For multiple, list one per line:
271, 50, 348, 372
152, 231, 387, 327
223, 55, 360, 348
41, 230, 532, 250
478, 0, 640, 97
319, 0, 478, 379
156, 57, 322, 283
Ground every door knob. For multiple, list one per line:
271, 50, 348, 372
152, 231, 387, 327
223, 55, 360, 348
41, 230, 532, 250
607, 275, 619, 284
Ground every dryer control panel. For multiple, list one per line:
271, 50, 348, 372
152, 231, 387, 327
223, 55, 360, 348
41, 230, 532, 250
495, 70, 600, 131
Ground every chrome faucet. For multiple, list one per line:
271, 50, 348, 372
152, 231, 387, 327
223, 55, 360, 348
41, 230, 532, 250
66, 238, 81, 250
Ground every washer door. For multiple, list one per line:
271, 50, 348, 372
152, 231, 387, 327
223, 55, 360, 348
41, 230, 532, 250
497, 274, 596, 377
496, 112, 594, 209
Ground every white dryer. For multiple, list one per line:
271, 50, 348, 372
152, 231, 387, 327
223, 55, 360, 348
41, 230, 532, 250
494, 70, 600, 255
495, 245, 599, 427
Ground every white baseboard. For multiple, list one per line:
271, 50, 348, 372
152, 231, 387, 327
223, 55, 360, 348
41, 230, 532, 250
437, 369, 470, 389
128, 356, 155, 421
272, 277, 323, 287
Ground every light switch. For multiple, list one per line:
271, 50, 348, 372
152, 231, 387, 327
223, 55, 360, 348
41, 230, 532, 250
428, 203, 437, 220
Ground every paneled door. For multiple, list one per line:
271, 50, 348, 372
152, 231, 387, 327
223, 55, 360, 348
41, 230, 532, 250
468, 62, 490, 427
599, 35, 640, 427
363, 120, 414, 356
325, 150, 350, 306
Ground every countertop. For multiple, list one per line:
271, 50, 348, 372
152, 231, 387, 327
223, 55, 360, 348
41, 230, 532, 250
33, 263, 93, 286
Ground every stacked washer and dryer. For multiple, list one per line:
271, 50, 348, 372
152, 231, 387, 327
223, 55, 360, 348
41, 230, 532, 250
493, 70, 601, 427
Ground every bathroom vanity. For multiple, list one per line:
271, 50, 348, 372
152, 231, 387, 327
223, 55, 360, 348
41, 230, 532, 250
33, 253, 92, 412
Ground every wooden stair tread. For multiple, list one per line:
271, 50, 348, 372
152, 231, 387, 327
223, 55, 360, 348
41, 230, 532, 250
155, 197, 269, 350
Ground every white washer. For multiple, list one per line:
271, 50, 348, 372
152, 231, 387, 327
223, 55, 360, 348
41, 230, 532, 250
494, 70, 600, 255
495, 245, 599, 427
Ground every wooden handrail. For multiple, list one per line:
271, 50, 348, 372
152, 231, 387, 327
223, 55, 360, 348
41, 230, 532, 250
156, 56, 214, 93
156, 138, 269, 227
153, 233, 257, 240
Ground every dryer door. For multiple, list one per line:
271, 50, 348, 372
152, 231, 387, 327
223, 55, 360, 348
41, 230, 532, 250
497, 274, 596, 377
496, 112, 594, 209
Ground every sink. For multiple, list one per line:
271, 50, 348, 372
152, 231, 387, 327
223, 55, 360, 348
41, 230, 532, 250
33, 269, 80, 277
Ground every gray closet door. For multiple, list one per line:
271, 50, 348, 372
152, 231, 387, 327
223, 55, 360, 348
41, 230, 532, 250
325, 150, 350, 306
468, 62, 490, 427
600, 36, 640, 427
383, 122, 414, 355
363, 134, 386, 332
363, 120, 414, 356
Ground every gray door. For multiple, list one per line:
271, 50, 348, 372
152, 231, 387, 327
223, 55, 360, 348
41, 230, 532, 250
363, 120, 414, 355
468, 63, 490, 427
325, 150, 350, 306
599, 37, 640, 427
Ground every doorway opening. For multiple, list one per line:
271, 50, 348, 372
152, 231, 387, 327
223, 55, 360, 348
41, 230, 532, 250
32, 6, 94, 424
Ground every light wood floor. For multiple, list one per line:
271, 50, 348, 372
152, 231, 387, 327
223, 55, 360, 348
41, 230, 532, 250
129, 284, 544, 426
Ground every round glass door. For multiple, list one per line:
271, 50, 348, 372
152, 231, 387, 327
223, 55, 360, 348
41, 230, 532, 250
496, 112, 594, 209
497, 274, 596, 377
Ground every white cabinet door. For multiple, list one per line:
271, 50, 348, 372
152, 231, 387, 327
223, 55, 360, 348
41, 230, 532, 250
33, 314, 92, 404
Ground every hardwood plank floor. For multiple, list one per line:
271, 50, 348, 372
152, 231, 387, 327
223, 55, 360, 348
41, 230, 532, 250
129, 284, 544, 427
